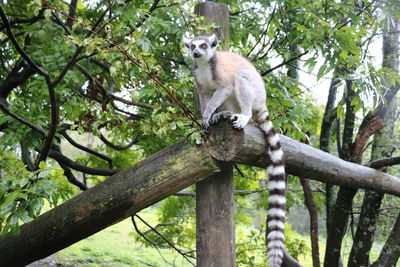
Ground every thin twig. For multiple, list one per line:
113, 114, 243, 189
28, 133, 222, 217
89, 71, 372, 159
46, 5, 201, 127
131, 214, 195, 266
261, 50, 309, 76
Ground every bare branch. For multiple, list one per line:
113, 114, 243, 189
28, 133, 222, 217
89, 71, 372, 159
142, 219, 179, 235
58, 163, 88, 191
132, 214, 196, 265
352, 115, 385, 163
0, 62, 34, 99
48, 147, 120, 176
366, 157, 400, 169
261, 51, 309, 76
60, 124, 113, 168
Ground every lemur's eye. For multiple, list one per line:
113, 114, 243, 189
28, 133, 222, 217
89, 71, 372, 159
200, 44, 207, 49
191, 44, 195, 50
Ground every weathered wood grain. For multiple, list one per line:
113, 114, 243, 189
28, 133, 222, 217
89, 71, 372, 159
206, 119, 400, 196
0, 140, 221, 266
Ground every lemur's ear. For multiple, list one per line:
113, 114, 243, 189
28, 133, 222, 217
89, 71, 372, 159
183, 37, 191, 48
209, 34, 218, 48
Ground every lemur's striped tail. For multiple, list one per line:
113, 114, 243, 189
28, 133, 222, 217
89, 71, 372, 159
258, 111, 286, 267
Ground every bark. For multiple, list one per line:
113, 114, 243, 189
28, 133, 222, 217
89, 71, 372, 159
300, 178, 320, 267
283, 249, 303, 267
0, 140, 221, 266
371, 210, 400, 267
319, 68, 341, 232
349, 15, 399, 267
324, 186, 357, 267
324, 78, 358, 267
196, 163, 235, 267
348, 191, 384, 267
367, 157, 400, 169
205, 120, 400, 196
192, 3, 236, 266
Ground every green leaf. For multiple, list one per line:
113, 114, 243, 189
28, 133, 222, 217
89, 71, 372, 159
317, 64, 327, 80
0, 191, 19, 209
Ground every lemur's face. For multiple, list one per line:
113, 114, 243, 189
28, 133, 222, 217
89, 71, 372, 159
183, 34, 218, 61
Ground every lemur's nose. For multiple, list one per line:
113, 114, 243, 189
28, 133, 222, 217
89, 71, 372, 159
193, 51, 202, 58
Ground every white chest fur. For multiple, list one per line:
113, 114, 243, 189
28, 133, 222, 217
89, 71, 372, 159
194, 63, 216, 90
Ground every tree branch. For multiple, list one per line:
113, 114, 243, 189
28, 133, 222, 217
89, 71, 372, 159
0, 99, 46, 136
0, 8, 45, 31
67, 0, 78, 28
352, 115, 385, 163
60, 125, 113, 168
366, 156, 400, 169
261, 51, 309, 76
75, 63, 153, 110
134, 0, 161, 29
0, 7, 50, 78
132, 214, 196, 265
0, 62, 34, 99
300, 178, 320, 267
20, 140, 35, 172
48, 147, 120, 176
58, 163, 88, 191
98, 123, 139, 151
282, 249, 303, 267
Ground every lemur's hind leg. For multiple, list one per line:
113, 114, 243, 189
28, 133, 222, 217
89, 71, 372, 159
230, 70, 255, 129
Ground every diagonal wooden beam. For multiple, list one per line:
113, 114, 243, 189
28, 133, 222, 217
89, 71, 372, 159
0, 140, 221, 266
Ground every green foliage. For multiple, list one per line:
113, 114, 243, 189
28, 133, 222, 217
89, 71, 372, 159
1, 0, 399, 265
0, 148, 76, 234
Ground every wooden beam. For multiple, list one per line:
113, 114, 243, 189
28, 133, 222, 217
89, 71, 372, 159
206, 119, 400, 196
0, 140, 221, 266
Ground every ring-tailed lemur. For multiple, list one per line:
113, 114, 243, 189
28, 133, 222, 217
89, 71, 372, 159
183, 34, 286, 267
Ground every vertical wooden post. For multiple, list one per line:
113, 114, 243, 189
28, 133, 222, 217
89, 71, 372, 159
193, 2, 235, 267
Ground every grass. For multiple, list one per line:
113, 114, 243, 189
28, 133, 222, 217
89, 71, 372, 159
39, 205, 396, 267
51, 208, 194, 267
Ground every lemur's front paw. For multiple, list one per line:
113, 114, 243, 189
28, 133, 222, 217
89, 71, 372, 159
210, 111, 233, 125
230, 114, 251, 129
202, 121, 210, 134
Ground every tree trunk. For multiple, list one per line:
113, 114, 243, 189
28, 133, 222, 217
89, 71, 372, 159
324, 187, 357, 267
300, 178, 320, 267
319, 69, 341, 234
349, 14, 399, 267
323, 78, 358, 267
371, 210, 400, 267
288, 46, 320, 267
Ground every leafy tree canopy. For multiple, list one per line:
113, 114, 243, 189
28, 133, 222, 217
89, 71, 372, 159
0, 0, 399, 265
